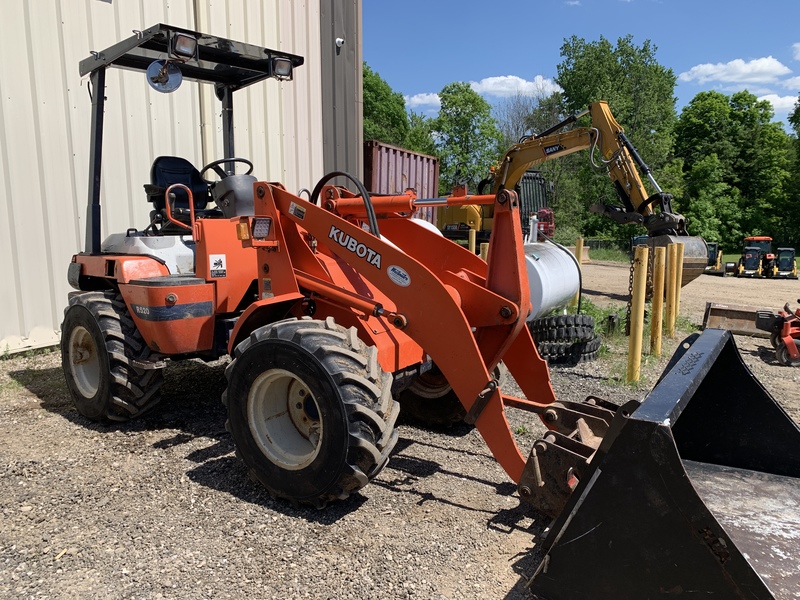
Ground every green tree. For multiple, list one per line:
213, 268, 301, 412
404, 111, 437, 157
553, 36, 677, 241
682, 154, 743, 247
674, 90, 793, 247
728, 91, 791, 236
787, 96, 800, 243
362, 63, 408, 145
673, 91, 737, 179
556, 35, 677, 169
432, 82, 503, 191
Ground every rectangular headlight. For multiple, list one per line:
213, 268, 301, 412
252, 218, 273, 240
271, 57, 293, 80
171, 34, 197, 60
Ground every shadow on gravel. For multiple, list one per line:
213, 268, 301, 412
582, 287, 630, 303
746, 342, 783, 366
10, 366, 72, 414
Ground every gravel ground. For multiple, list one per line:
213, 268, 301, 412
1, 262, 798, 599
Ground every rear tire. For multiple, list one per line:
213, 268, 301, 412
776, 343, 800, 367
61, 292, 164, 421
224, 317, 399, 508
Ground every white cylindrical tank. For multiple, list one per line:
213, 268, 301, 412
523, 242, 581, 321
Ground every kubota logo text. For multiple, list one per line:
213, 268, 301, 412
328, 226, 382, 269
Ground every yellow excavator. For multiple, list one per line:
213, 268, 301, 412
439, 101, 708, 284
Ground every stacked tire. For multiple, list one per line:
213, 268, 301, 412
529, 315, 600, 365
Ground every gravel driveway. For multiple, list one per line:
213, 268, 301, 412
1, 262, 798, 599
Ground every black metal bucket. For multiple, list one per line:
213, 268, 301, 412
528, 329, 800, 599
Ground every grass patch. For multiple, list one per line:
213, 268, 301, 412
572, 295, 699, 390
588, 247, 629, 263
722, 253, 740, 265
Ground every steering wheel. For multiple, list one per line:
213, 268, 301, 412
199, 157, 253, 183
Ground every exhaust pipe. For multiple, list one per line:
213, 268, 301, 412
528, 329, 800, 599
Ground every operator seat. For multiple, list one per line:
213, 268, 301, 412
144, 156, 219, 233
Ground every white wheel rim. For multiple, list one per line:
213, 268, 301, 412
247, 368, 322, 470
68, 325, 100, 398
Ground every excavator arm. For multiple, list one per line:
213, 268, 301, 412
473, 100, 708, 284
489, 101, 685, 235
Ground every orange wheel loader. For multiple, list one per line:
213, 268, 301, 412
62, 25, 800, 598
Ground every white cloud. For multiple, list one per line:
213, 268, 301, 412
793, 43, 800, 61
403, 75, 561, 110
404, 93, 440, 109
565, 0, 581, 5
469, 75, 562, 99
758, 94, 798, 113
679, 56, 791, 84
784, 76, 800, 90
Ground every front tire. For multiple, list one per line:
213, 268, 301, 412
61, 292, 164, 421
224, 317, 399, 508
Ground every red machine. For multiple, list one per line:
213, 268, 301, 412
756, 300, 800, 365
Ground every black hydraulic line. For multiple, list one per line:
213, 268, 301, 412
533, 108, 589, 139
309, 171, 380, 237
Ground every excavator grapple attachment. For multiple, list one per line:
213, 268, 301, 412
528, 328, 800, 599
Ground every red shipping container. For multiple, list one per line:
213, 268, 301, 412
363, 140, 440, 226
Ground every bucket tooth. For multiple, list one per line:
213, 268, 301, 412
528, 329, 800, 599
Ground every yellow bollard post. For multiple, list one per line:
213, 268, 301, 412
468, 229, 476, 254
650, 246, 666, 357
479, 243, 489, 262
665, 244, 678, 338
569, 237, 584, 310
675, 242, 685, 324
627, 245, 649, 382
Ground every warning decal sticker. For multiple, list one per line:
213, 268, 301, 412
210, 254, 227, 278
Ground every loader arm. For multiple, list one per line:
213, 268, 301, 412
243, 182, 568, 482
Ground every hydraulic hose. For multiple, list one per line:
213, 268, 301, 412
310, 171, 380, 238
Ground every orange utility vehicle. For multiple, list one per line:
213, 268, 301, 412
62, 25, 800, 598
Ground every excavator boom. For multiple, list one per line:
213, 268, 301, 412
448, 101, 708, 284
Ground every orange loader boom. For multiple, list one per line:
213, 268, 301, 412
229, 180, 607, 486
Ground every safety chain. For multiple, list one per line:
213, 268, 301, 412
626, 244, 655, 335
625, 252, 635, 336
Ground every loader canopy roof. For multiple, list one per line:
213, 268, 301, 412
79, 23, 304, 91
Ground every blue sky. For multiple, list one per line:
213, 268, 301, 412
363, 0, 800, 128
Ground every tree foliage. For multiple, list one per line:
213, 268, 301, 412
432, 82, 503, 192
557, 35, 677, 168
675, 90, 793, 249
362, 63, 409, 145
551, 35, 678, 241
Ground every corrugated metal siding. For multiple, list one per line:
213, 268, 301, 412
363, 140, 440, 224
0, 0, 324, 353
194, 0, 323, 193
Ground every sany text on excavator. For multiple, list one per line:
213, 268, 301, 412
438, 101, 708, 285
61, 26, 799, 598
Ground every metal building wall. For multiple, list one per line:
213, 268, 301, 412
0, 0, 324, 353
320, 0, 362, 177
